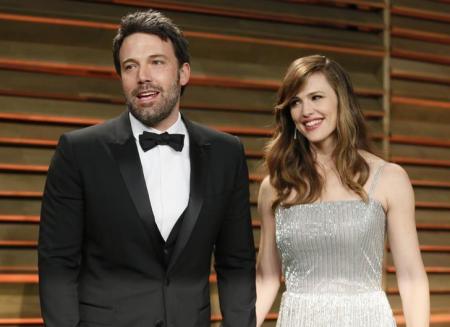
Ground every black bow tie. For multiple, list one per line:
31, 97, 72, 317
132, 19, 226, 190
139, 131, 185, 152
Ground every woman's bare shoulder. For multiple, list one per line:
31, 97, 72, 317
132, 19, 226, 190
258, 176, 278, 219
380, 162, 410, 184
259, 175, 277, 201
359, 150, 384, 168
360, 152, 412, 198
359, 151, 409, 182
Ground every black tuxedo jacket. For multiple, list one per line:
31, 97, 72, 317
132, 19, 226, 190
38, 112, 256, 327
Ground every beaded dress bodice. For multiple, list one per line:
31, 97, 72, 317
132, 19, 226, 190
276, 198, 385, 294
274, 163, 397, 327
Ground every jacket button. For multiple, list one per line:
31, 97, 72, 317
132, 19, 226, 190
155, 320, 164, 327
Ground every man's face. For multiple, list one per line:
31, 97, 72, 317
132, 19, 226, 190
119, 32, 190, 130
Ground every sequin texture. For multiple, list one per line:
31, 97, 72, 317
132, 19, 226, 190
275, 165, 396, 326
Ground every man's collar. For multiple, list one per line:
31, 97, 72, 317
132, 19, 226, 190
129, 111, 186, 140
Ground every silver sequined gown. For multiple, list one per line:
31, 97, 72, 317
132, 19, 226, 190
275, 164, 396, 327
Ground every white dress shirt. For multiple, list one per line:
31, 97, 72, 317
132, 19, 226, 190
129, 112, 190, 240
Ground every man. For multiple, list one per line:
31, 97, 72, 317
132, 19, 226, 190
38, 10, 256, 327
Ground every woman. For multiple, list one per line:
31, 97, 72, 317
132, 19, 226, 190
255, 55, 429, 327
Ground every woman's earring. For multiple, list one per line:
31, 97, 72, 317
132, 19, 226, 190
294, 128, 297, 140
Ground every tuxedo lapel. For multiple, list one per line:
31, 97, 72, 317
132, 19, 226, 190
108, 112, 163, 263
168, 117, 209, 272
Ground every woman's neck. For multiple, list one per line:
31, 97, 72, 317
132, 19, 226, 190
311, 142, 335, 169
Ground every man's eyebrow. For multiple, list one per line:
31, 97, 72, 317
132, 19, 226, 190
149, 54, 168, 59
121, 54, 169, 65
121, 58, 136, 64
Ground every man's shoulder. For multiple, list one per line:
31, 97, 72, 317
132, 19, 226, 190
63, 113, 125, 144
186, 119, 240, 147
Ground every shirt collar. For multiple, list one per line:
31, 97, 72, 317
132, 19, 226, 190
129, 111, 187, 141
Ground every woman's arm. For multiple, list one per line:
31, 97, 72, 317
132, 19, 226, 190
255, 176, 282, 327
383, 163, 430, 327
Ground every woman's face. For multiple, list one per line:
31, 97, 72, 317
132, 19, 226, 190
290, 72, 338, 150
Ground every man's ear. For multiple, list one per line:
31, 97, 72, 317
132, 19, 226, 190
179, 62, 190, 86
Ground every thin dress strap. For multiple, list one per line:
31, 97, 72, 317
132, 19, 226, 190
368, 161, 387, 197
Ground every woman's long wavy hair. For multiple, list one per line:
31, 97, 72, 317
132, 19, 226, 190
265, 55, 371, 210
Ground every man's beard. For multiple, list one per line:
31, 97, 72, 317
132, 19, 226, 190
127, 75, 181, 127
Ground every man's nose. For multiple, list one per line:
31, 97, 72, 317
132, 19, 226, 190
138, 66, 152, 83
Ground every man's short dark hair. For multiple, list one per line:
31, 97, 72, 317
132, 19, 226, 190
112, 10, 190, 76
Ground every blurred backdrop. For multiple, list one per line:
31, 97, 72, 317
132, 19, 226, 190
0, 0, 449, 326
